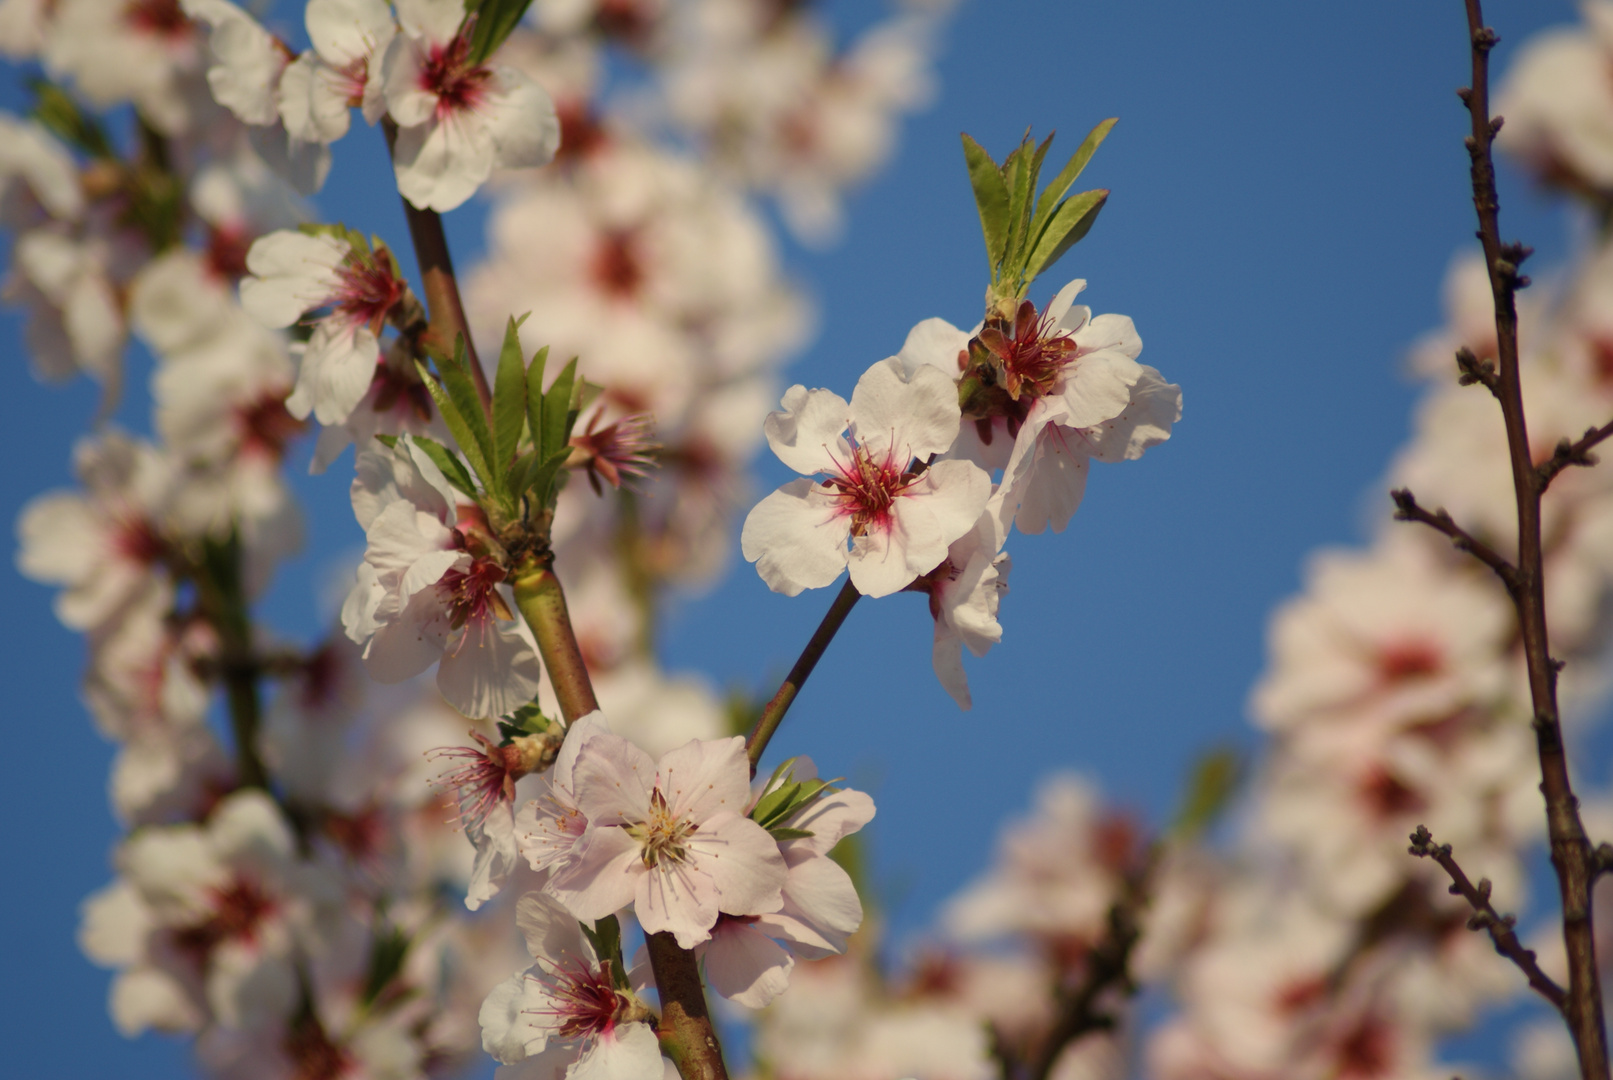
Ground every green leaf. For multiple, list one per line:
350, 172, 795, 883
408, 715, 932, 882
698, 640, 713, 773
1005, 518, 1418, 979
29, 79, 113, 158
1024, 189, 1108, 281
492, 315, 530, 476
501, 697, 554, 737
1170, 747, 1242, 843
374, 433, 400, 450
415, 359, 492, 495
439, 336, 499, 495
465, 0, 535, 66
1029, 118, 1115, 247
540, 357, 579, 463
527, 448, 576, 511
961, 134, 1010, 272
579, 915, 630, 991
523, 344, 550, 469
767, 827, 816, 842
410, 436, 480, 498
362, 924, 411, 1006
1001, 133, 1038, 281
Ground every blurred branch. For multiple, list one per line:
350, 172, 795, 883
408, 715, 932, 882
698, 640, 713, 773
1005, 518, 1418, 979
1409, 826, 1566, 1011
1389, 488, 1518, 593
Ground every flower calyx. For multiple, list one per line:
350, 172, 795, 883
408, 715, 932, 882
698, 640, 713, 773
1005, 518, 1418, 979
750, 757, 841, 842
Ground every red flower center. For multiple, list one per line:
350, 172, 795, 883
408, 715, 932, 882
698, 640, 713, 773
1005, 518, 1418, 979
438, 555, 511, 632
823, 442, 917, 537
979, 299, 1078, 403
419, 35, 492, 118
535, 959, 623, 1040
333, 256, 406, 337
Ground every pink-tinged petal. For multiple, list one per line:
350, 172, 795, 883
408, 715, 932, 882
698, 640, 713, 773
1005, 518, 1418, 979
380, 37, 436, 126
701, 920, 794, 1008
850, 357, 961, 463
464, 799, 519, 910
784, 788, 876, 858
554, 712, 612, 789
656, 736, 751, 823
494, 1041, 581, 1079
287, 321, 380, 425
932, 623, 972, 709
514, 891, 595, 964
479, 970, 549, 1064
896, 316, 971, 379
904, 458, 993, 557
363, 585, 450, 681
1011, 423, 1092, 536
398, 545, 464, 601
763, 384, 851, 476
307, 0, 394, 65
636, 858, 720, 949
569, 1021, 663, 1080
393, 0, 463, 44
278, 54, 352, 146
393, 108, 495, 211
847, 510, 914, 598
1057, 350, 1144, 429
484, 68, 560, 171
546, 825, 641, 923
1074, 311, 1142, 359
1044, 278, 1088, 327
239, 231, 346, 327
685, 812, 786, 917
436, 621, 545, 719
781, 853, 863, 947
1077, 363, 1181, 463
741, 479, 850, 597
571, 734, 657, 824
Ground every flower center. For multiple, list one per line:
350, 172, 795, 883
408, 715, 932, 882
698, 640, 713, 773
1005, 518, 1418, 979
823, 442, 916, 537
534, 959, 622, 1040
979, 299, 1077, 403
590, 230, 644, 300
237, 392, 306, 460
429, 736, 514, 830
419, 35, 492, 118
631, 788, 696, 868
438, 556, 512, 632
333, 256, 405, 337
1375, 640, 1443, 684
125, 0, 189, 39
174, 874, 277, 955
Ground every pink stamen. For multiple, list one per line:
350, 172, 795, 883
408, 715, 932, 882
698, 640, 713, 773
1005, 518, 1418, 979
418, 35, 492, 119
529, 958, 622, 1040
429, 732, 519, 831
822, 441, 916, 537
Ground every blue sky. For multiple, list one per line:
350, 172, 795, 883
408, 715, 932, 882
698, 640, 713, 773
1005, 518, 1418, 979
0, 1, 1586, 1075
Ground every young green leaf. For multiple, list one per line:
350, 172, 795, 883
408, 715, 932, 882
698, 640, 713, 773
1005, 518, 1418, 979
414, 359, 492, 494
961, 134, 1010, 272
767, 826, 816, 842
440, 336, 500, 496
465, 0, 535, 66
523, 344, 551, 463
492, 315, 530, 474
526, 448, 576, 511
29, 78, 114, 159
411, 436, 480, 498
1029, 118, 1115, 244
1001, 133, 1038, 280
1025, 189, 1108, 281
540, 357, 579, 463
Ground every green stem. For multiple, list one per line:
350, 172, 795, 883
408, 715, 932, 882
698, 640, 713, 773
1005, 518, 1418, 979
511, 558, 600, 723
745, 579, 861, 771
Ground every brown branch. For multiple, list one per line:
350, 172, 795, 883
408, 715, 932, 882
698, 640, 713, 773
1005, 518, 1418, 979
1454, 345, 1500, 397
646, 933, 730, 1080
1453, 4, 1608, 1075
744, 579, 860, 773
511, 558, 600, 724
381, 118, 492, 416
1389, 488, 1518, 593
1538, 418, 1613, 488
1409, 826, 1567, 1011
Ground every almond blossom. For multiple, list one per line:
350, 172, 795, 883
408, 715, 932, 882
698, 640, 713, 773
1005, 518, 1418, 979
479, 892, 662, 1080
741, 356, 992, 598
547, 733, 787, 949
911, 505, 1010, 710
238, 228, 411, 425
342, 434, 545, 718
278, 0, 395, 152
381, 0, 560, 212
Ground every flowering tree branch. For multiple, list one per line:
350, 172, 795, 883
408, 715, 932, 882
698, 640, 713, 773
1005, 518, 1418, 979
1409, 826, 1567, 1011
195, 533, 269, 790
1390, 488, 1519, 594
511, 559, 601, 724
645, 932, 731, 1080
744, 579, 861, 772
1424, 5, 1611, 1075
381, 118, 492, 415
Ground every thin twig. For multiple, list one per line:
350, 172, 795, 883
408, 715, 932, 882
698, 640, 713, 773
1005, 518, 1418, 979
1409, 826, 1567, 1011
1538, 418, 1613, 488
1454, 345, 1500, 397
1450, 3, 1608, 1074
745, 579, 861, 773
1389, 488, 1518, 593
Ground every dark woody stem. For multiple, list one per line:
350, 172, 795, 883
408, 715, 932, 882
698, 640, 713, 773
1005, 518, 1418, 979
646, 932, 731, 1080
745, 578, 861, 772
381, 118, 493, 416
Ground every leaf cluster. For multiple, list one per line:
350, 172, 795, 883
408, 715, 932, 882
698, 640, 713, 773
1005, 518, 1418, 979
750, 757, 841, 842
495, 697, 556, 744
580, 914, 632, 992
412, 316, 596, 529
962, 120, 1114, 310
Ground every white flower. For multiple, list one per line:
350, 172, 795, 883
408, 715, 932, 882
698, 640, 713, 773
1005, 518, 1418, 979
278, 0, 395, 148
342, 435, 544, 718
380, 0, 560, 211
181, 0, 289, 126
741, 357, 992, 598
239, 228, 409, 425
479, 892, 663, 1079
915, 505, 1009, 710
546, 733, 787, 948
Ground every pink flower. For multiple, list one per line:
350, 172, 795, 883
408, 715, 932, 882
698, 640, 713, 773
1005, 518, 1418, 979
547, 735, 786, 949
741, 357, 992, 598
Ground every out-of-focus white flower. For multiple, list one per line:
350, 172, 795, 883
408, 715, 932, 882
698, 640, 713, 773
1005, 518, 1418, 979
181, 0, 289, 126
381, 0, 560, 211
43, 0, 202, 134
913, 504, 1009, 709
1495, 3, 1613, 190
278, 0, 394, 149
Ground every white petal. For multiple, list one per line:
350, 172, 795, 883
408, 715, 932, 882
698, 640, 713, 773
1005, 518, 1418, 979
740, 480, 849, 597
701, 921, 794, 1008
763, 384, 850, 476
850, 356, 962, 463
484, 67, 560, 171
436, 620, 546, 719
287, 321, 379, 425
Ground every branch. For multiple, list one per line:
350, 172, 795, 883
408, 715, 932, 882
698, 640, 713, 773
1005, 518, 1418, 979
381, 119, 492, 416
646, 933, 730, 1080
1389, 488, 1518, 594
1457, 3, 1607, 1075
1454, 345, 1500, 397
195, 533, 269, 789
745, 579, 861, 772
1409, 826, 1567, 1011
511, 559, 600, 724
1538, 418, 1613, 488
